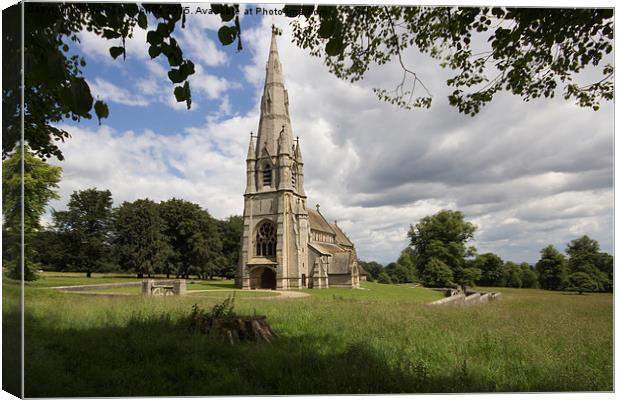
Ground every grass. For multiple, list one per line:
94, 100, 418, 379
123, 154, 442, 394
2, 272, 613, 396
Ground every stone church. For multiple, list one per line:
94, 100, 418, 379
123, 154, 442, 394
236, 29, 361, 290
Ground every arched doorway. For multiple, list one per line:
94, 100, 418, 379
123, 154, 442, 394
260, 268, 276, 290
249, 266, 277, 290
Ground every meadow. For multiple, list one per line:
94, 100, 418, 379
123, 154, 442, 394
2, 272, 613, 396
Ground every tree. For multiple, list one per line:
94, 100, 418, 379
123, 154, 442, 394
519, 262, 539, 289
30, 229, 70, 272
535, 245, 568, 290
113, 199, 171, 278
4, 3, 242, 160
159, 198, 224, 279
396, 247, 419, 281
566, 236, 610, 291
566, 272, 598, 295
358, 260, 383, 281
2, 147, 62, 280
455, 267, 482, 290
421, 258, 455, 288
282, 6, 613, 114
385, 262, 414, 284
53, 188, 114, 277
217, 215, 243, 279
501, 261, 523, 288
566, 235, 600, 272
408, 210, 476, 289
473, 253, 504, 286
595, 252, 613, 292
376, 271, 393, 284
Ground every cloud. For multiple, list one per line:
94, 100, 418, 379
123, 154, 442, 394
77, 26, 150, 63
178, 23, 228, 67
53, 10, 613, 266
88, 78, 150, 107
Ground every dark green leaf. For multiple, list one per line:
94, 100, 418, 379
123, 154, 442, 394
174, 85, 187, 102
325, 37, 344, 56
137, 11, 148, 30
168, 68, 184, 83
148, 45, 161, 58
301, 5, 314, 18
146, 30, 162, 45
218, 25, 236, 46
109, 46, 125, 60
318, 18, 336, 39
94, 100, 109, 125
102, 29, 121, 39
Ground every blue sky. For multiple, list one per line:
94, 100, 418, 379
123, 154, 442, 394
47, 4, 614, 265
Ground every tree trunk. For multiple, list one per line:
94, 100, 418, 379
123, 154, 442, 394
86, 271, 91, 278
137, 273, 143, 279
166, 273, 170, 279
192, 315, 276, 344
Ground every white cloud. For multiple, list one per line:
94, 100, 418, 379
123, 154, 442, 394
89, 78, 150, 107
77, 26, 149, 63
178, 23, 228, 67
54, 11, 613, 266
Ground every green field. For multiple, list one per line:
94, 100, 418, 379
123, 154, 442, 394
2, 272, 613, 396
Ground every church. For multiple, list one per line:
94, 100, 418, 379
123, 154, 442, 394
236, 29, 361, 290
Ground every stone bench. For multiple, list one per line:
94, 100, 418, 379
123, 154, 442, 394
142, 279, 187, 296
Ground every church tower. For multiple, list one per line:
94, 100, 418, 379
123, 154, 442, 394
237, 27, 310, 290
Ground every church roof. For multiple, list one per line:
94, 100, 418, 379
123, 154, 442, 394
308, 242, 352, 275
307, 208, 336, 235
309, 242, 346, 256
331, 223, 354, 248
330, 252, 353, 274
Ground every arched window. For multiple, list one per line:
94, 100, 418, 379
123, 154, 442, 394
256, 220, 276, 257
263, 164, 272, 187
291, 167, 297, 188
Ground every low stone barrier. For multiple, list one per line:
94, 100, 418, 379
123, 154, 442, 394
52, 282, 142, 292
429, 290, 501, 306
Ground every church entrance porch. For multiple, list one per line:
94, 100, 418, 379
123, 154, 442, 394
249, 266, 277, 290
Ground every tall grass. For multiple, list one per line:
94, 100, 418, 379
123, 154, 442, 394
3, 274, 612, 396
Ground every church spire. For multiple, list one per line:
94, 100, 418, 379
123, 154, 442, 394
247, 132, 256, 160
255, 27, 294, 159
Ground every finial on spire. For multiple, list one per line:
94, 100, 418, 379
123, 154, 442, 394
271, 24, 282, 36
316, 203, 320, 212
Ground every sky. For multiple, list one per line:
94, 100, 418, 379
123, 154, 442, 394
45, 3, 614, 265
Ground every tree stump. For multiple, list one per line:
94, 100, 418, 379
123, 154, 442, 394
191, 314, 276, 344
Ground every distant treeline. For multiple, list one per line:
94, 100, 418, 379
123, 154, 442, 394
360, 235, 613, 293
3, 188, 242, 279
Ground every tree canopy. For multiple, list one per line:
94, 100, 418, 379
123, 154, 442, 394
535, 245, 568, 290
53, 188, 114, 277
408, 210, 478, 289
2, 147, 62, 280
282, 6, 613, 114
3, 2, 240, 160
114, 198, 171, 278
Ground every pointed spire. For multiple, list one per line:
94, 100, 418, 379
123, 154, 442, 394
265, 27, 284, 87
277, 125, 292, 155
247, 132, 256, 160
294, 136, 303, 163
255, 28, 294, 159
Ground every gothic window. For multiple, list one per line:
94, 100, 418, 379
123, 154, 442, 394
291, 166, 297, 188
263, 163, 272, 187
256, 220, 276, 257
